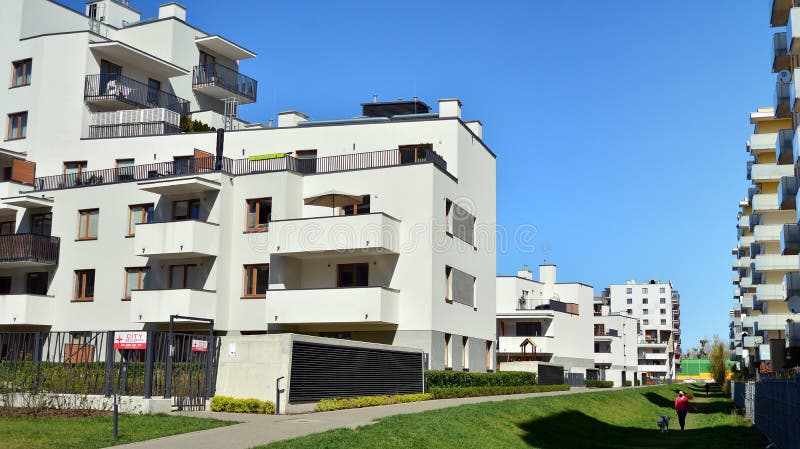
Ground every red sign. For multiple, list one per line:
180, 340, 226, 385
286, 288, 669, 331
113, 331, 147, 350
191, 339, 208, 352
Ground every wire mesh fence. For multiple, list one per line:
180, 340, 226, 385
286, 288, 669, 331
731, 375, 800, 449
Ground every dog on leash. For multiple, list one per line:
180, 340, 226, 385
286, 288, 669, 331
656, 415, 671, 432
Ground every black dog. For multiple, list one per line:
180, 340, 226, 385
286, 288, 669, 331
657, 415, 670, 432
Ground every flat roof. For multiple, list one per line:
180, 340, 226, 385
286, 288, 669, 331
196, 35, 256, 60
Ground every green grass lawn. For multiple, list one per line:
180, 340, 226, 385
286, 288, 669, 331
0, 413, 232, 449
257, 384, 767, 449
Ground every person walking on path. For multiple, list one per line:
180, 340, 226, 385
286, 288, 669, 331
704, 383, 710, 397
674, 390, 691, 431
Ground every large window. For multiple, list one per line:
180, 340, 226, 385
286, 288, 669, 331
124, 267, 149, 300
445, 265, 476, 307
169, 264, 198, 289
446, 199, 476, 245
31, 213, 51, 236
27, 272, 48, 295
77, 209, 99, 240
74, 270, 95, 301
173, 199, 200, 221
128, 204, 154, 236
516, 322, 542, 337
7, 112, 27, 140
245, 198, 271, 232
243, 264, 269, 298
342, 195, 370, 216
11, 59, 32, 87
337, 263, 369, 287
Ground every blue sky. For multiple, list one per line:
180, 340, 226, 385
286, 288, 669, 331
65, 0, 773, 350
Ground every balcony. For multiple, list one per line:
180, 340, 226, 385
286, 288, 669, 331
753, 194, 780, 212
134, 220, 219, 259
594, 353, 612, 365
780, 176, 798, 210
130, 289, 217, 323
0, 234, 59, 267
779, 129, 795, 165
740, 235, 755, 250
772, 0, 796, 27
640, 352, 668, 361
785, 272, 800, 297
777, 79, 791, 118
752, 164, 794, 184
755, 224, 784, 242
760, 344, 772, 362
87, 108, 180, 139
192, 63, 257, 104
781, 223, 800, 255
751, 242, 764, 258
0, 294, 54, 326
84, 74, 189, 115
270, 213, 400, 257
755, 254, 800, 271
757, 283, 785, 301
738, 214, 750, 230
740, 275, 753, 288
786, 322, 800, 347
774, 32, 792, 73
497, 336, 553, 354
265, 286, 400, 325
734, 287, 741, 298
733, 271, 741, 284
741, 295, 756, 310
757, 314, 797, 331
751, 132, 778, 153
743, 335, 764, 347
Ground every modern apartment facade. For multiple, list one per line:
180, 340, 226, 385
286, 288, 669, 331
0, 0, 497, 372
604, 280, 681, 380
592, 296, 640, 386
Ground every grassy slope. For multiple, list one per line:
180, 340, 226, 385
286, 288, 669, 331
258, 385, 767, 449
0, 414, 231, 449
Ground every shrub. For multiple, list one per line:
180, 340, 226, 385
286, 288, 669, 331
624, 380, 632, 387
210, 395, 275, 414
180, 116, 215, 133
315, 393, 433, 412
584, 380, 614, 388
425, 370, 537, 388
428, 384, 570, 399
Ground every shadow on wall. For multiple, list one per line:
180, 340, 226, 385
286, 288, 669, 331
519, 410, 765, 449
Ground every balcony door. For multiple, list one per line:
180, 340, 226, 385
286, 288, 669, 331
31, 213, 52, 236
198, 51, 216, 84
147, 78, 161, 107
295, 150, 317, 174
99, 60, 122, 95
336, 263, 369, 287
169, 264, 199, 290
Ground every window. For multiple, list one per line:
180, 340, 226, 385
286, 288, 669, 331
173, 199, 200, 221
626, 288, 632, 294
486, 341, 493, 371
77, 209, 99, 240
243, 264, 269, 298
643, 309, 649, 315
295, 150, 317, 173
337, 263, 368, 287
127, 204, 154, 236
660, 308, 667, 314
7, 112, 27, 140
117, 159, 135, 181
462, 336, 469, 370
642, 288, 648, 294
643, 319, 649, 325
0, 276, 10, 294
245, 198, 272, 232
0, 221, 13, 235
74, 270, 95, 301
88, 3, 97, 19
446, 199, 476, 245
626, 309, 633, 315
26, 272, 48, 295
445, 266, 476, 307
642, 298, 649, 304
31, 213, 51, 236
516, 322, 542, 336
444, 333, 452, 369
661, 319, 667, 325
342, 195, 370, 216
169, 264, 198, 289
660, 297, 666, 304
124, 267, 149, 300
399, 144, 433, 164
197, 51, 216, 84
64, 161, 87, 176
626, 298, 632, 305
11, 59, 32, 87
660, 287, 666, 293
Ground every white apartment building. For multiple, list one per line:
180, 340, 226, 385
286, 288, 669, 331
604, 280, 681, 380
0, 0, 497, 372
495, 265, 596, 378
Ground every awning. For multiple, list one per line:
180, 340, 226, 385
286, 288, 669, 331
195, 35, 256, 60
89, 41, 188, 78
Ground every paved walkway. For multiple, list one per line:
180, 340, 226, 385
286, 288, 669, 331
112, 387, 596, 449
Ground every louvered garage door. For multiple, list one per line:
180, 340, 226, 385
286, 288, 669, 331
289, 341, 423, 403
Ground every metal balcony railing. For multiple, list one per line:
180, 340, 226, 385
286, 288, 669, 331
779, 176, 798, 210
33, 147, 450, 191
84, 74, 190, 115
192, 63, 257, 102
0, 234, 60, 265
778, 129, 794, 164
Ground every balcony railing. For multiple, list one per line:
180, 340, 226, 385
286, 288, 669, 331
0, 234, 60, 265
778, 129, 794, 164
192, 63, 257, 102
87, 108, 180, 139
776, 80, 792, 118
33, 148, 450, 191
780, 176, 798, 210
84, 74, 190, 115
774, 32, 790, 73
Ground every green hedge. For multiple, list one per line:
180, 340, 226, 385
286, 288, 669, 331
584, 380, 614, 388
429, 384, 570, 399
315, 393, 433, 412
624, 380, 632, 387
425, 370, 537, 388
210, 396, 275, 414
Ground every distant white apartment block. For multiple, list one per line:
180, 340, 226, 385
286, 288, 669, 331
0, 0, 497, 371
603, 280, 681, 380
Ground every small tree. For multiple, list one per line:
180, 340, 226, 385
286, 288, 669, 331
709, 335, 730, 385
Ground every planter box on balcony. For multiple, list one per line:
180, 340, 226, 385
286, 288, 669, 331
130, 289, 217, 323
134, 220, 219, 259
266, 286, 399, 325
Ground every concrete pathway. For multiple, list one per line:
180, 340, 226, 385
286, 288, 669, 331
111, 387, 598, 449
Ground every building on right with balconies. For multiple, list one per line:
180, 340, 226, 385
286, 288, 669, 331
603, 280, 681, 381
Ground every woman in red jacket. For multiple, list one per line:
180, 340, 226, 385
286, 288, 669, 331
674, 390, 691, 430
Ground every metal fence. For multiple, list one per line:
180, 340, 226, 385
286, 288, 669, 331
0, 234, 60, 264
732, 376, 800, 449
0, 330, 220, 411
84, 74, 190, 116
